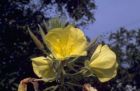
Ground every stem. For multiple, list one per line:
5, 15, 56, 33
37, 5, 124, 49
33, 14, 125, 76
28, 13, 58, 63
42, 50, 54, 59
33, 78, 54, 82
68, 57, 79, 63
65, 70, 84, 76
44, 86, 58, 91
58, 61, 67, 91
60, 62, 65, 87
56, 61, 65, 90
66, 82, 82, 87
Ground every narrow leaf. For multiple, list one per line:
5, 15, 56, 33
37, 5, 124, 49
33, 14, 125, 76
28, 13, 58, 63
28, 27, 44, 50
43, 20, 49, 31
38, 24, 46, 45
87, 36, 99, 50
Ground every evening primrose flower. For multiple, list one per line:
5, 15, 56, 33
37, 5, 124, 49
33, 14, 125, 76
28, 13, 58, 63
45, 25, 87, 61
88, 44, 118, 82
31, 56, 55, 78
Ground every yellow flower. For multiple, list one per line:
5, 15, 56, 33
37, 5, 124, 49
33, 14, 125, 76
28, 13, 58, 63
31, 56, 55, 78
88, 44, 118, 82
45, 25, 87, 61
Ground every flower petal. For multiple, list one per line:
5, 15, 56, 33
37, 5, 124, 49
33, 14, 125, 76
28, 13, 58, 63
90, 45, 116, 69
31, 56, 55, 78
92, 62, 118, 82
89, 45, 118, 82
45, 25, 87, 60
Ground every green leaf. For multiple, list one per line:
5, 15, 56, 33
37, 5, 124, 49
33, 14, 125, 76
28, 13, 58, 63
38, 24, 46, 45
43, 20, 49, 31
28, 27, 44, 50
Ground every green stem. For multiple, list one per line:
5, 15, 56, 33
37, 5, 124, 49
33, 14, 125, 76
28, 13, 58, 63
60, 62, 65, 86
42, 50, 54, 59
65, 70, 84, 76
44, 86, 58, 91
56, 61, 65, 90
66, 82, 82, 87
68, 57, 79, 63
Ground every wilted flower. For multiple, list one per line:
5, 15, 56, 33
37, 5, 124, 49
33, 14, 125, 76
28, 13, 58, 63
45, 25, 88, 61
83, 84, 97, 91
87, 44, 118, 82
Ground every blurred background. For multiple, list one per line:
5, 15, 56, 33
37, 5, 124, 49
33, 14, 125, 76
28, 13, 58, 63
0, 0, 140, 91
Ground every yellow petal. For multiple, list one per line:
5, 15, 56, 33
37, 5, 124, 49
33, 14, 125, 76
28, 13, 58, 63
91, 44, 102, 60
90, 45, 116, 69
31, 56, 55, 78
92, 62, 118, 82
89, 45, 118, 82
45, 25, 87, 60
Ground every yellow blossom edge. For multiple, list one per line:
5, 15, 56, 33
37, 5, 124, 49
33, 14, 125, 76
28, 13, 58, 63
45, 25, 88, 61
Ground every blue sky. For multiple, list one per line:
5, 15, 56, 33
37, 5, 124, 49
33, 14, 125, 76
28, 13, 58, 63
85, 0, 140, 39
